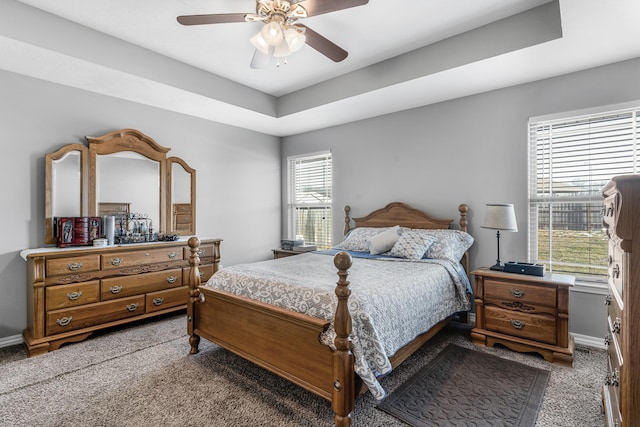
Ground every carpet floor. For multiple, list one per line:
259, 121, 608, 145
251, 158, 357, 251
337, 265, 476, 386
0, 314, 606, 426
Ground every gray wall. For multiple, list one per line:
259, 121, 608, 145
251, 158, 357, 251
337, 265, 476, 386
282, 57, 640, 342
0, 70, 280, 340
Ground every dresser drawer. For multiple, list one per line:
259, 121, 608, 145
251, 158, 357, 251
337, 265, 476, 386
101, 268, 183, 300
46, 280, 100, 310
146, 286, 188, 313
46, 255, 101, 276
183, 243, 216, 260
485, 305, 556, 345
608, 241, 625, 298
46, 295, 145, 335
485, 279, 556, 307
101, 247, 184, 269
183, 263, 215, 286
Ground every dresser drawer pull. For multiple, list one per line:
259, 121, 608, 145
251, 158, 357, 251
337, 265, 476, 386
612, 317, 621, 334
126, 303, 139, 312
167, 251, 178, 259
110, 285, 123, 294
197, 249, 205, 256
166, 276, 177, 284
199, 272, 204, 278
608, 255, 613, 265
604, 333, 611, 346
612, 264, 620, 278
152, 297, 164, 306
110, 258, 123, 266
56, 316, 73, 326
509, 289, 525, 298
605, 294, 612, 305
611, 369, 620, 387
510, 319, 526, 330
67, 262, 83, 271
66, 291, 83, 301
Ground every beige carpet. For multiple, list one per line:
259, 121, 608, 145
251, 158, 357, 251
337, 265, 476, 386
0, 314, 606, 426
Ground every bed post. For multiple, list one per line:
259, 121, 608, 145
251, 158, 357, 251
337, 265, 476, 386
343, 205, 351, 236
187, 237, 202, 354
332, 251, 354, 427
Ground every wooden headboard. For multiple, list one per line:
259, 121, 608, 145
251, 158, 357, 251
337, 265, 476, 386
343, 202, 470, 273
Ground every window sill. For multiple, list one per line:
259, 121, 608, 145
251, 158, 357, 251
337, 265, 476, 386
571, 279, 608, 295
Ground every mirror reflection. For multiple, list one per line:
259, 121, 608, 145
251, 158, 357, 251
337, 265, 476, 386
96, 151, 160, 233
169, 158, 196, 235
52, 151, 82, 218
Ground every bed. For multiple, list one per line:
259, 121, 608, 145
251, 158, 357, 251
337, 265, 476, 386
186, 202, 473, 426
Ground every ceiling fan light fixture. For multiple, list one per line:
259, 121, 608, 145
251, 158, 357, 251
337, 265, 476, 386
284, 27, 306, 53
261, 21, 284, 46
250, 32, 271, 54
273, 39, 292, 58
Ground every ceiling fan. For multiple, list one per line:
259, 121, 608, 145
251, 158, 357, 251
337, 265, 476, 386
177, 0, 369, 68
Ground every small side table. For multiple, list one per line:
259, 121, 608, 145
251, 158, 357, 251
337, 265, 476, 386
271, 249, 301, 259
471, 267, 575, 365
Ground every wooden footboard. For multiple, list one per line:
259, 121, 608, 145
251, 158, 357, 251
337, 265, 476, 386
187, 237, 356, 426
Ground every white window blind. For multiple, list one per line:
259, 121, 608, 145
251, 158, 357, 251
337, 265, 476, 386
528, 107, 640, 281
287, 151, 332, 249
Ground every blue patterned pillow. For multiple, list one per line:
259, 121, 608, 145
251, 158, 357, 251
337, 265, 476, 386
411, 229, 474, 261
388, 230, 437, 260
335, 227, 391, 252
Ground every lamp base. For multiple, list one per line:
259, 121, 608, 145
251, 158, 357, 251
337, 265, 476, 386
489, 264, 504, 271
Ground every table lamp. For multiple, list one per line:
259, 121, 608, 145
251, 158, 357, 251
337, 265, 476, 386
481, 203, 518, 271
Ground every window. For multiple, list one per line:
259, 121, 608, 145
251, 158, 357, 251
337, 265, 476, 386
287, 151, 332, 249
528, 105, 640, 282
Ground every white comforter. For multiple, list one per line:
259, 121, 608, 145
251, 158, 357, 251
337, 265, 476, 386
205, 251, 471, 400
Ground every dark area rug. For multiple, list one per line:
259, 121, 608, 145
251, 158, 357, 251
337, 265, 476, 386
377, 344, 550, 427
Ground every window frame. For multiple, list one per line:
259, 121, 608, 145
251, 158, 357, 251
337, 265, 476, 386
286, 150, 333, 249
528, 102, 640, 284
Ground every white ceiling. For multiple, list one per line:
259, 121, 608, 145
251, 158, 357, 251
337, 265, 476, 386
5, 0, 640, 136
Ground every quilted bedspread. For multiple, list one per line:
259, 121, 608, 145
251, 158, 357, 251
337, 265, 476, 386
204, 251, 471, 400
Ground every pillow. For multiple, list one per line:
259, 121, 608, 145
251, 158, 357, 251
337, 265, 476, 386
388, 230, 437, 260
411, 229, 474, 261
335, 227, 391, 252
368, 225, 400, 255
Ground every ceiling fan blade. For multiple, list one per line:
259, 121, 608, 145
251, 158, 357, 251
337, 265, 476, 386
177, 13, 248, 26
250, 47, 275, 69
300, 0, 369, 17
297, 25, 348, 62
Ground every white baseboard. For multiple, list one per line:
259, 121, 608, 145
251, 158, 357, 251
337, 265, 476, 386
0, 334, 23, 349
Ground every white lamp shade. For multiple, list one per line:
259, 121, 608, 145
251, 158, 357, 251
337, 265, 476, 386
273, 39, 292, 58
481, 204, 518, 232
261, 21, 284, 46
250, 32, 271, 55
284, 27, 306, 52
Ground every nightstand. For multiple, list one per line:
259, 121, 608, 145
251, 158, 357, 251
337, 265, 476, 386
471, 267, 575, 365
271, 249, 301, 259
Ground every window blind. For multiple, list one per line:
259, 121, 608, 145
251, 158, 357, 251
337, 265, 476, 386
528, 107, 640, 280
287, 152, 332, 249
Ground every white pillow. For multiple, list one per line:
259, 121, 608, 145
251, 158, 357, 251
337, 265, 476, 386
368, 226, 400, 255
388, 230, 437, 260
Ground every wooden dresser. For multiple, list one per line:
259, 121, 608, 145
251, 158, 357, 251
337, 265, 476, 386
602, 175, 640, 426
21, 238, 221, 356
471, 267, 574, 365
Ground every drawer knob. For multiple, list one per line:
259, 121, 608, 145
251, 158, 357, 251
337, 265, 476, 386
613, 264, 620, 278
152, 297, 164, 306
126, 303, 139, 312
510, 319, 526, 330
66, 291, 83, 301
166, 276, 177, 284
110, 285, 123, 294
167, 251, 178, 259
56, 316, 73, 326
612, 317, 621, 334
67, 262, 83, 271
510, 289, 525, 298
110, 258, 123, 266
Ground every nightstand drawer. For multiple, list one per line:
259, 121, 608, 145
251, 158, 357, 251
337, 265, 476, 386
485, 306, 556, 345
485, 279, 556, 307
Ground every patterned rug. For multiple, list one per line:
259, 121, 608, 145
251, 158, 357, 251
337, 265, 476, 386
377, 344, 550, 427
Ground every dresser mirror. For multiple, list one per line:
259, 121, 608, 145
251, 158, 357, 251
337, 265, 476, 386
45, 128, 196, 246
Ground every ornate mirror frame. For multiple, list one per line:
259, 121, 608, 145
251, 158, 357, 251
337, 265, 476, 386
44, 128, 197, 245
